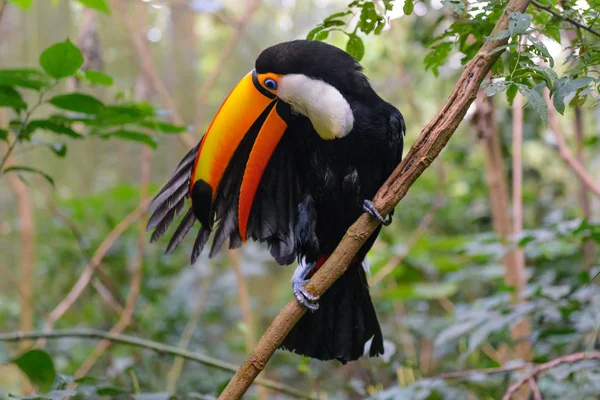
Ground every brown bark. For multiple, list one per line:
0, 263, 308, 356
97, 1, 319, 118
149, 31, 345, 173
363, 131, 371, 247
574, 107, 595, 269
2, 110, 34, 349
219, 0, 532, 397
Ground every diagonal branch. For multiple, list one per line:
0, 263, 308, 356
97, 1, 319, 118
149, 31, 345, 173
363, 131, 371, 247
531, 0, 600, 39
219, 0, 532, 398
0, 329, 315, 400
543, 89, 600, 198
503, 352, 600, 399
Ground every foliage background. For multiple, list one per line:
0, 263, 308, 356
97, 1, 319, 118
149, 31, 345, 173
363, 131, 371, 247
1, 0, 600, 399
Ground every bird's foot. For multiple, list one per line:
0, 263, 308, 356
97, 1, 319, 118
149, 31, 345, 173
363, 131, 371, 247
293, 279, 319, 311
362, 199, 392, 226
292, 260, 320, 311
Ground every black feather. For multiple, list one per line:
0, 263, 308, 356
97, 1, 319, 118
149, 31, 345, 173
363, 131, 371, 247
191, 227, 210, 264
165, 208, 196, 254
150, 197, 185, 242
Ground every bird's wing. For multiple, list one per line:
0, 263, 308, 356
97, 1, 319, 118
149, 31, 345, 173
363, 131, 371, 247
147, 130, 302, 265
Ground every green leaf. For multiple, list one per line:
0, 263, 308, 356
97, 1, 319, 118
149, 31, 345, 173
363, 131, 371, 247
9, 0, 33, 9
306, 26, 323, 41
3, 166, 55, 187
0, 87, 27, 110
0, 69, 50, 90
315, 30, 329, 41
484, 80, 507, 97
518, 84, 548, 125
508, 12, 531, 36
487, 29, 511, 41
27, 119, 81, 138
527, 35, 554, 67
441, 0, 466, 15
403, 0, 414, 15
358, 2, 379, 34
50, 143, 67, 157
322, 19, 345, 28
12, 349, 56, 393
323, 11, 351, 23
111, 130, 157, 148
48, 93, 105, 115
138, 120, 187, 133
82, 69, 114, 86
552, 77, 593, 114
74, 0, 110, 14
39, 39, 84, 80
0, 129, 8, 142
345, 34, 365, 61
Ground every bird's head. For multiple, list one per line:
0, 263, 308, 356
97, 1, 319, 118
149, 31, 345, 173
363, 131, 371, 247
190, 40, 371, 236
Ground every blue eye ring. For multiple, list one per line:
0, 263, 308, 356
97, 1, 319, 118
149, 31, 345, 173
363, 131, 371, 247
264, 78, 278, 90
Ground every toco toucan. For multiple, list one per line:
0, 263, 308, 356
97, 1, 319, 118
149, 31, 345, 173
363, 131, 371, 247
147, 40, 405, 363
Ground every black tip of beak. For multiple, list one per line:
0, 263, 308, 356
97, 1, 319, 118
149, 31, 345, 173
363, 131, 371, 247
191, 179, 213, 228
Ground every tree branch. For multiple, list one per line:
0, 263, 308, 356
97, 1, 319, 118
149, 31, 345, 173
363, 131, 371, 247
531, 0, 600, 39
0, 329, 315, 400
503, 352, 600, 399
543, 88, 600, 198
219, 0, 532, 398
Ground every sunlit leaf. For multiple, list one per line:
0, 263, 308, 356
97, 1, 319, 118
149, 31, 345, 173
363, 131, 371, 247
346, 33, 365, 61
441, 0, 465, 15
403, 0, 414, 15
82, 69, 114, 86
39, 39, 84, 79
0, 69, 50, 90
508, 12, 532, 36
111, 130, 158, 148
552, 77, 593, 114
27, 119, 81, 138
48, 93, 105, 115
0, 86, 27, 110
74, 0, 110, 15
12, 349, 56, 393
9, 0, 33, 9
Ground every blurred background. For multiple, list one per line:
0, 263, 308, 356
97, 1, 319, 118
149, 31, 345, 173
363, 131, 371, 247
1, 0, 600, 399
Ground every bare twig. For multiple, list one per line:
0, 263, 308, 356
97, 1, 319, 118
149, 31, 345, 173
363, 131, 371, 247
511, 91, 531, 364
192, 0, 261, 133
41, 200, 150, 339
574, 107, 595, 268
74, 123, 151, 378
166, 268, 215, 393
0, 329, 316, 400
3, 115, 35, 350
531, 0, 600, 39
219, 0, 532, 397
112, 0, 196, 149
528, 378, 542, 400
503, 352, 600, 399
434, 361, 530, 380
543, 89, 600, 198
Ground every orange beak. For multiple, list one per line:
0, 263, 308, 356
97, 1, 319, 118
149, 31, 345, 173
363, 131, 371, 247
190, 70, 288, 241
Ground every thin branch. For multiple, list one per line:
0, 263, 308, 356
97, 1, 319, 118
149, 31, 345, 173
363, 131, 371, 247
192, 0, 260, 133
528, 378, 542, 400
166, 267, 215, 393
0, 329, 316, 400
219, 0, 532, 397
112, 0, 196, 149
434, 362, 531, 380
531, 0, 600, 39
543, 88, 600, 198
74, 109, 151, 378
41, 200, 150, 338
503, 352, 600, 399
3, 113, 35, 350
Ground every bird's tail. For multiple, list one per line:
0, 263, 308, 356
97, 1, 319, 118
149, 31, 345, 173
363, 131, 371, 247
280, 256, 384, 363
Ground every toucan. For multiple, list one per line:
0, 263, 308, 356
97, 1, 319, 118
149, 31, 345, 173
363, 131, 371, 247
147, 40, 405, 363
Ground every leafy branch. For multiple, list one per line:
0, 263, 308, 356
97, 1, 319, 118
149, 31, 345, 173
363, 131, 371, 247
531, 0, 600, 39
0, 329, 315, 400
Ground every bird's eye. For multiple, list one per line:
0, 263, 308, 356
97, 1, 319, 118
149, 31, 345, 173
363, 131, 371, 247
264, 78, 278, 90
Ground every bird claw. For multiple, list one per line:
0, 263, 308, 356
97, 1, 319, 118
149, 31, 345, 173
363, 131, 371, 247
362, 199, 392, 226
293, 279, 320, 311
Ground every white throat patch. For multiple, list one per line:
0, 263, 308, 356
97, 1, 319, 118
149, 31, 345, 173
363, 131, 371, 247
277, 74, 354, 140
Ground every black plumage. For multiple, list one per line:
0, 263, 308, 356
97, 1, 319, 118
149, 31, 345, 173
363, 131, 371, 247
147, 40, 404, 363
